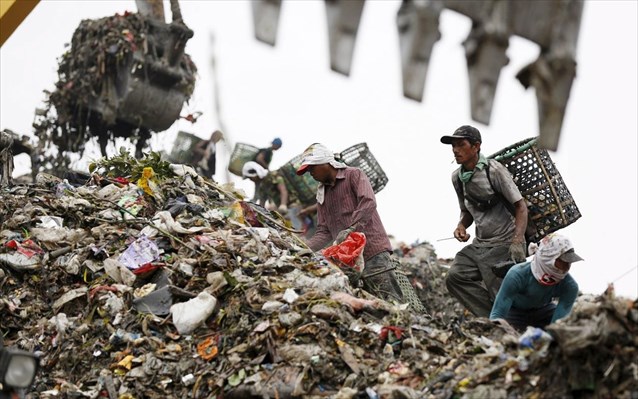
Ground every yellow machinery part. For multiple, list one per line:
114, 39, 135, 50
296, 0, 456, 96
1, 0, 40, 47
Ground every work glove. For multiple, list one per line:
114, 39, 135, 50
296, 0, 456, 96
334, 227, 355, 245
509, 242, 527, 263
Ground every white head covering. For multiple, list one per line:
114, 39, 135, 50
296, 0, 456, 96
529, 234, 584, 286
242, 161, 268, 179
295, 143, 347, 204
296, 143, 347, 175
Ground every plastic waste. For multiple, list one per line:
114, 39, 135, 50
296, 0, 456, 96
37, 216, 64, 229
170, 292, 217, 335
322, 232, 366, 272
0, 252, 40, 272
165, 195, 204, 216
137, 167, 162, 199
118, 235, 161, 270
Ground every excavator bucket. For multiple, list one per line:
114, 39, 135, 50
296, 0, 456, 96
87, 0, 195, 132
396, 0, 442, 102
325, 0, 365, 76
34, 0, 197, 158
252, 0, 282, 46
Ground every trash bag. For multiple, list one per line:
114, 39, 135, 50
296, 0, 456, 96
322, 232, 366, 272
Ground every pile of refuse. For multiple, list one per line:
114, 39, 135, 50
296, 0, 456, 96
1, 153, 636, 398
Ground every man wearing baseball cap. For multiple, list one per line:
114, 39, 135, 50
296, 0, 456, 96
296, 143, 424, 311
253, 137, 283, 169
490, 234, 584, 331
441, 125, 529, 318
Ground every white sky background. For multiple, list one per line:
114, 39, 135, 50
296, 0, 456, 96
1, 0, 636, 299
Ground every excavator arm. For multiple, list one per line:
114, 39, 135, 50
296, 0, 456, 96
0, 0, 40, 47
251, 0, 584, 150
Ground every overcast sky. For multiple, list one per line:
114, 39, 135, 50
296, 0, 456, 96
1, 0, 636, 298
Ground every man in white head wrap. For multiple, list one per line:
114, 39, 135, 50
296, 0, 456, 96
242, 161, 289, 213
296, 144, 425, 312
490, 233, 584, 331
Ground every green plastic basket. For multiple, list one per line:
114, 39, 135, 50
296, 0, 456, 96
279, 154, 320, 206
170, 131, 204, 164
228, 143, 259, 177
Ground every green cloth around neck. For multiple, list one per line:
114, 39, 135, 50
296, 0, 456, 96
458, 153, 487, 183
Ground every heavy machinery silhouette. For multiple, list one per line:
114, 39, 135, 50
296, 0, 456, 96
1, 0, 584, 174
251, 0, 584, 150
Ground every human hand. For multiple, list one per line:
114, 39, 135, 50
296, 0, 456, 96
299, 204, 317, 217
509, 242, 527, 263
454, 225, 470, 242
491, 318, 517, 334
334, 227, 354, 245
277, 204, 288, 214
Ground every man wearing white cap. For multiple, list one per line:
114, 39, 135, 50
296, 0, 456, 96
242, 161, 290, 213
296, 143, 405, 304
490, 234, 583, 331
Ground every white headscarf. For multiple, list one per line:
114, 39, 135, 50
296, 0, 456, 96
529, 234, 581, 286
242, 161, 268, 179
296, 143, 347, 204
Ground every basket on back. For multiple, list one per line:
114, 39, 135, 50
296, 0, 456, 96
489, 137, 581, 242
280, 142, 389, 206
279, 154, 320, 206
228, 143, 259, 177
339, 143, 389, 194
170, 131, 203, 164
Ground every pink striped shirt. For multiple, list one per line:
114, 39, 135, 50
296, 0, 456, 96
307, 167, 391, 260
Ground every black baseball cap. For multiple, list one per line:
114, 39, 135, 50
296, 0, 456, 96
440, 125, 482, 144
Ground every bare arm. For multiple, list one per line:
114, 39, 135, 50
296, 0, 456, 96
299, 203, 317, 217
277, 181, 288, 207
255, 152, 268, 168
193, 140, 207, 156
512, 199, 528, 244
306, 208, 332, 251
454, 209, 474, 242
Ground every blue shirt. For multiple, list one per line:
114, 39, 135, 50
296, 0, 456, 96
490, 261, 578, 323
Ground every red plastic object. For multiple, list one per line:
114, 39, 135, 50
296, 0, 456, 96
322, 232, 366, 268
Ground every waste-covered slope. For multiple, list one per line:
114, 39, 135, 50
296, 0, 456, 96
1, 158, 636, 399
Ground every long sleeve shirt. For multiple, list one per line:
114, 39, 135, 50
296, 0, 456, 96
306, 167, 391, 260
490, 262, 579, 323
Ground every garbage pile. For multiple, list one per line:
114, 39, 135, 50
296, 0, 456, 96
1, 152, 636, 398
33, 10, 197, 174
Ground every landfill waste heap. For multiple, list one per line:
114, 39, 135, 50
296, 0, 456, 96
0, 151, 636, 399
